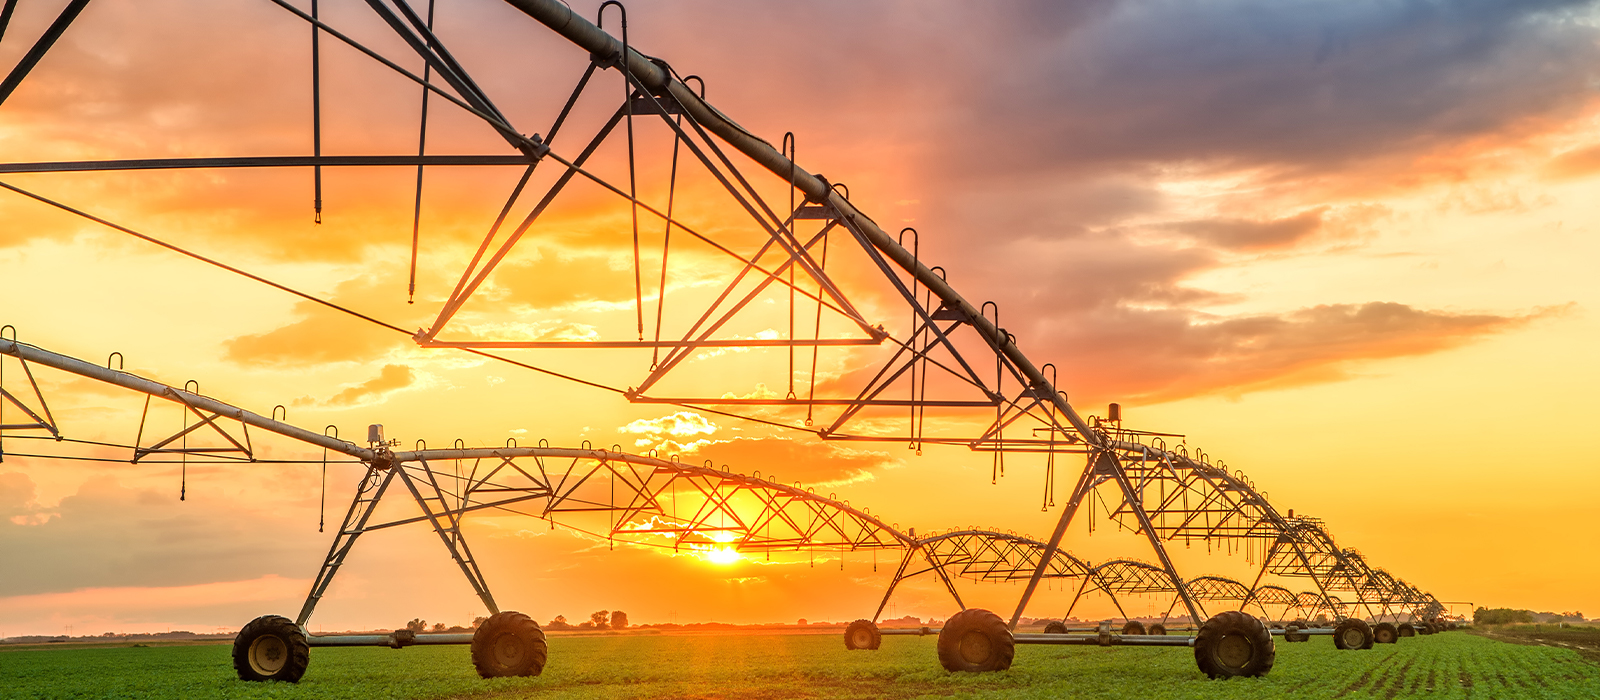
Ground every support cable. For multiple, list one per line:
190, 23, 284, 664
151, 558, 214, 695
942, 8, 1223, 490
0, 179, 621, 396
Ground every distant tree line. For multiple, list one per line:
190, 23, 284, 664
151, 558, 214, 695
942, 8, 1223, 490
1476, 608, 1586, 624
395, 611, 633, 634
544, 610, 629, 630
1475, 608, 1535, 625
1471, 607, 1580, 625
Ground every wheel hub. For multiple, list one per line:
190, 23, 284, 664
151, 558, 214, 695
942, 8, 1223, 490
1215, 633, 1253, 669
1342, 628, 1365, 647
248, 635, 287, 675
494, 633, 525, 668
851, 629, 871, 647
959, 630, 993, 665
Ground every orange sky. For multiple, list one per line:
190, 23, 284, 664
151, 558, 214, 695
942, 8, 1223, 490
3, 0, 1600, 638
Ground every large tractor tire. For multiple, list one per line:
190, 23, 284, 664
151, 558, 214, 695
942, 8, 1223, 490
1333, 618, 1374, 650
1397, 622, 1416, 637
844, 619, 881, 650
471, 611, 548, 678
1122, 620, 1147, 635
1148, 623, 1168, 636
1043, 620, 1068, 635
232, 615, 311, 683
1420, 621, 1437, 635
936, 609, 1014, 673
1283, 622, 1310, 643
1373, 622, 1399, 644
1193, 611, 1275, 679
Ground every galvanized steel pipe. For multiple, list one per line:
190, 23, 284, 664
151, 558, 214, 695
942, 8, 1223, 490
0, 339, 373, 461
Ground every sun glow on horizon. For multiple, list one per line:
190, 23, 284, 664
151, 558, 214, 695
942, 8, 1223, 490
703, 546, 743, 565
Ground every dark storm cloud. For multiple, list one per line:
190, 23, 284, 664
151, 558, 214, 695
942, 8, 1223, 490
963, 0, 1600, 174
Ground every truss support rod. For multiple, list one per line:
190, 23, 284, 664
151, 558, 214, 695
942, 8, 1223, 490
396, 462, 499, 615
0, 0, 92, 109
0, 339, 371, 461
501, 0, 1098, 446
1007, 452, 1099, 631
872, 548, 917, 623
297, 466, 400, 626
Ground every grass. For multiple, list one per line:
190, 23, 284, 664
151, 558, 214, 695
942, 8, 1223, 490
2, 630, 1598, 699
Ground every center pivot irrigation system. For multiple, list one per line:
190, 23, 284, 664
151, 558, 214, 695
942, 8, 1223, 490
1, 334, 1455, 683
0, 0, 1461, 685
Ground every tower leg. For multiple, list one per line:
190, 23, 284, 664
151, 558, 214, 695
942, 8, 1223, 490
396, 460, 500, 614
297, 465, 399, 627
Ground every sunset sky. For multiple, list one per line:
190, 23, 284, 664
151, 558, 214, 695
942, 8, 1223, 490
3, 0, 1600, 639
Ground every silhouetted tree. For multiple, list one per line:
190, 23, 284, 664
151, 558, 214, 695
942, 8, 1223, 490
431, 622, 447, 632
590, 610, 610, 630
546, 615, 572, 630
405, 618, 427, 633
610, 611, 630, 630
1474, 607, 1535, 625
472, 616, 488, 629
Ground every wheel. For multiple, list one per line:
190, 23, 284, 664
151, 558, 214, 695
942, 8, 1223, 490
1283, 622, 1309, 643
232, 615, 310, 683
1419, 621, 1436, 635
844, 619, 881, 650
1397, 622, 1416, 637
1373, 622, 1398, 644
1148, 623, 1168, 636
1333, 618, 1374, 650
1043, 620, 1068, 634
472, 611, 548, 678
936, 609, 1014, 673
1193, 610, 1275, 679
1122, 620, 1147, 635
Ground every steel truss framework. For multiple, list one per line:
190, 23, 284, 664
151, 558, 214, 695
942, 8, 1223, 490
2, 336, 1451, 639
1, 336, 920, 624
0, 0, 1451, 632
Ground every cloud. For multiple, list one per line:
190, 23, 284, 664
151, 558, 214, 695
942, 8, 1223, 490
1543, 144, 1600, 180
0, 475, 324, 597
1, 472, 43, 519
222, 272, 423, 366
496, 250, 639, 308
619, 411, 720, 451
1041, 302, 1558, 403
224, 303, 406, 366
1166, 208, 1327, 252
322, 364, 415, 407
621, 412, 720, 439
686, 436, 901, 486
959, 0, 1600, 178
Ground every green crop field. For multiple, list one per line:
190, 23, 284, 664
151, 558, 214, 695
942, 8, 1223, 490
2, 631, 1597, 699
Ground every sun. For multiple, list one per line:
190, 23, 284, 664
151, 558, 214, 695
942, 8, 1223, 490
704, 546, 743, 565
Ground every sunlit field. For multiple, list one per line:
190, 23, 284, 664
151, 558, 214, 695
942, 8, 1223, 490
3, 630, 1598, 699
